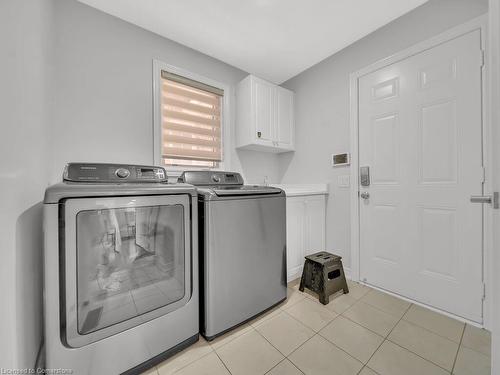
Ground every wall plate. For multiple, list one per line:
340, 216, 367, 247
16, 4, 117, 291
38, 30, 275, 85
332, 153, 350, 167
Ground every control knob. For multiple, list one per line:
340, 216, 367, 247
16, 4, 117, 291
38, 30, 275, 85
115, 168, 130, 179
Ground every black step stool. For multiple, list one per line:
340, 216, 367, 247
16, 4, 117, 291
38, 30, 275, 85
299, 252, 349, 305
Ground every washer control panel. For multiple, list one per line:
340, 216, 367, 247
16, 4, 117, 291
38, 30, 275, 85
64, 163, 167, 183
178, 171, 244, 186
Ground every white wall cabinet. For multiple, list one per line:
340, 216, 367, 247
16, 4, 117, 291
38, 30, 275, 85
236, 75, 295, 153
286, 194, 326, 282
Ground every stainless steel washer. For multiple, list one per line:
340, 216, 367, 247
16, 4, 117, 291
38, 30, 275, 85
44, 163, 199, 374
178, 171, 287, 340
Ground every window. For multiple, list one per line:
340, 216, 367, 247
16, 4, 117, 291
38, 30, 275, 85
155, 67, 224, 169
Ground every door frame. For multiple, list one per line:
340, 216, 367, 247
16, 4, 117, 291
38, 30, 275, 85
349, 15, 492, 328
488, 0, 500, 372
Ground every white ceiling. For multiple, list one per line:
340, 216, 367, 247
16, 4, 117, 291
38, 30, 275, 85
77, 0, 428, 84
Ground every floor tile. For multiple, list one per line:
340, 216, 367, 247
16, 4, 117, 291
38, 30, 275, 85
346, 280, 372, 299
319, 316, 384, 363
266, 359, 303, 375
403, 304, 464, 343
388, 320, 458, 371
141, 367, 158, 375
359, 367, 379, 375
326, 293, 359, 314
361, 289, 411, 318
453, 346, 491, 375
208, 323, 254, 350
461, 324, 491, 357
285, 298, 337, 332
289, 335, 363, 375
279, 287, 306, 310
367, 340, 449, 375
174, 352, 230, 375
255, 311, 314, 356
157, 338, 213, 375
343, 301, 399, 337
216, 330, 284, 375
291, 283, 321, 301
288, 278, 301, 289
249, 305, 283, 328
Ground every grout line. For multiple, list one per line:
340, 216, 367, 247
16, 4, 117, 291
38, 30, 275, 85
350, 286, 467, 348
286, 333, 319, 358
167, 348, 214, 375
451, 323, 466, 374
381, 303, 460, 373
264, 358, 287, 375
264, 357, 304, 375
280, 308, 327, 331
213, 349, 233, 375
356, 303, 413, 375
352, 295, 410, 320
339, 313, 391, 339
313, 331, 366, 369
252, 321, 289, 358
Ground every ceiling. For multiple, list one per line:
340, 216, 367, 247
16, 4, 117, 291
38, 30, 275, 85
77, 0, 429, 84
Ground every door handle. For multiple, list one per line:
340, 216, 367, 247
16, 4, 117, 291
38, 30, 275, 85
470, 192, 499, 209
360, 192, 370, 200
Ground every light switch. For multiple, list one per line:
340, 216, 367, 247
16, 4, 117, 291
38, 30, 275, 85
337, 175, 350, 187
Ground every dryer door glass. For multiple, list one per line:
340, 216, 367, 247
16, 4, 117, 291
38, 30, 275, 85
75, 204, 186, 335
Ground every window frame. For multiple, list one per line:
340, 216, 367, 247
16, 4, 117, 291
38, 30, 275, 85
153, 60, 231, 177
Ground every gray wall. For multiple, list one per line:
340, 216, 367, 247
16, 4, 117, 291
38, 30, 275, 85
51, 0, 280, 185
0, 0, 53, 369
0, 0, 282, 369
280, 0, 489, 270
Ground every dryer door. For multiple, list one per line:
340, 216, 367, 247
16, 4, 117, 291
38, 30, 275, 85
62, 194, 191, 348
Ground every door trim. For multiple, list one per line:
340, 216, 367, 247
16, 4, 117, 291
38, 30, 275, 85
349, 15, 491, 328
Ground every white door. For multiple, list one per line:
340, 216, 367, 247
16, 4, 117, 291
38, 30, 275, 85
305, 196, 326, 256
276, 87, 294, 149
358, 30, 484, 322
286, 197, 305, 280
253, 78, 274, 143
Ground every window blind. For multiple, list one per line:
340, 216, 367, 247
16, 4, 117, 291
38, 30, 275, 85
160, 71, 223, 167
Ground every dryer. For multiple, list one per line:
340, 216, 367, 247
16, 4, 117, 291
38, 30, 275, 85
43, 163, 198, 374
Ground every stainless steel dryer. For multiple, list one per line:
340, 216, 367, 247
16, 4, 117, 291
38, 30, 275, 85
43, 163, 198, 375
178, 171, 287, 340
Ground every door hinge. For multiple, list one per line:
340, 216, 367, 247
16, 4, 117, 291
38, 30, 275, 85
480, 50, 485, 67
482, 283, 486, 301
481, 167, 486, 183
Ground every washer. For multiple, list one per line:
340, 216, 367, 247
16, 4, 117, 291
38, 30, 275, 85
44, 163, 198, 374
178, 171, 287, 340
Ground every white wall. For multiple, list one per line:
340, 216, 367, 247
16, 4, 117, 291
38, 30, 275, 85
0, 0, 53, 369
279, 0, 489, 269
51, 0, 281, 186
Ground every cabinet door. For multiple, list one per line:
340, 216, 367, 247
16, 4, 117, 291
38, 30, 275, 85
286, 197, 305, 281
253, 78, 274, 143
276, 87, 294, 149
304, 195, 326, 256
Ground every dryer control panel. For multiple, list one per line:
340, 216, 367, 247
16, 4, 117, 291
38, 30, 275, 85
63, 163, 167, 183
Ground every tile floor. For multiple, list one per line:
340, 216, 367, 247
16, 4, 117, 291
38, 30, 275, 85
141, 279, 491, 375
